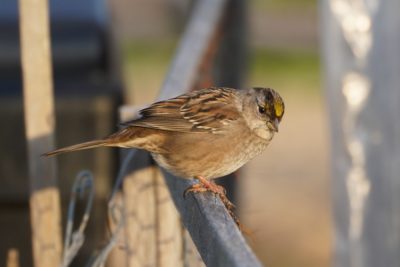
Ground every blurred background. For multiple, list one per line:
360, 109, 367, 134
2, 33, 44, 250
0, 0, 330, 266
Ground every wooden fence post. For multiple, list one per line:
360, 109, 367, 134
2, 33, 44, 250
122, 152, 157, 267
6, 249, 20, 267
19, 0, 62, 266
322, 0, 400, 266
154, 169, 185, 267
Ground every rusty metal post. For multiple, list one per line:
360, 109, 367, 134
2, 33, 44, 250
213, 0, 248, 202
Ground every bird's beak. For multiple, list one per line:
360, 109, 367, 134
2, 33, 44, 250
268, 118, 279, 132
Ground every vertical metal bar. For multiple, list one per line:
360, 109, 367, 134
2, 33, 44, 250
321, 0, 400, 266
213, 0, 248, 202
158, 0, 228, 100
214, 0, 247, 89
19, 0, 62, 266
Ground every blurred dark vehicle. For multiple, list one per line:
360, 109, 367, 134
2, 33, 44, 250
0, 0, 121, 265
0, 0, 115, 88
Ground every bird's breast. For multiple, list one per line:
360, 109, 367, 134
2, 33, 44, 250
151, 129, 270, 180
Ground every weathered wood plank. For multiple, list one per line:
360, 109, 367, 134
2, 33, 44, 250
182, 231, 205, 267
6, 249, 20, 267
122, 152, 157, 267
105, 192, 127, 267
154, 170, 184, 267
19, 0, 62, 266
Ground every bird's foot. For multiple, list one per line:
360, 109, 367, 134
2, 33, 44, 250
184, 176, 239, 227
183, 176, 225, 196
183, 183, 209, 196
184, 176, 232, 207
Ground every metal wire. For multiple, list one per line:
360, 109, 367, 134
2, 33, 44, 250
86, 150, 136, 267
60, 170, 95, 267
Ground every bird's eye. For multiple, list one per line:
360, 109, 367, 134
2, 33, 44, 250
258, 106, 266, 114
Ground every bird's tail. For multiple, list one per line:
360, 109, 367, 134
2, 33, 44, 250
43, 139, 109, 157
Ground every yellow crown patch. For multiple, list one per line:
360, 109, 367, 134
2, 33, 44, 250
274, 100, 284, 117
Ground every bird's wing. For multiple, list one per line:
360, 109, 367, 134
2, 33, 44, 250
122, 87, 241, 133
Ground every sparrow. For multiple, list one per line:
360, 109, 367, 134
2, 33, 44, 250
44, 87, 285, 217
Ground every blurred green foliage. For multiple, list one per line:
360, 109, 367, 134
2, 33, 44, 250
249, 48, 321, 94
122, 41, 320, 104
253, 0, 317, 10
123, 41, 176, 68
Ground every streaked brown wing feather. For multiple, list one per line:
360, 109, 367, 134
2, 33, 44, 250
122, 87, 241, 133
